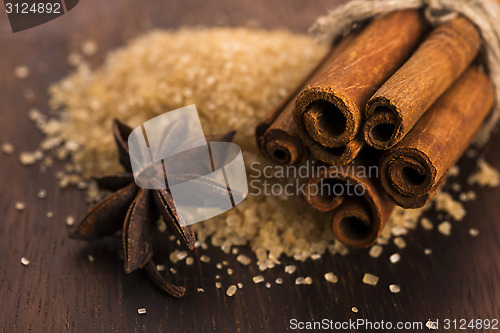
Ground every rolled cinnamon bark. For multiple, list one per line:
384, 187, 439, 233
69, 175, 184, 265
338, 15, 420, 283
364, 16, 482, 150
256, 34, 356, 166
294, 10, 426, 149
306, 160, 395, 247
309, 134, 364, 166
379, 66, 494, 208
255, 87, 308, 166
304, 174, 344, 212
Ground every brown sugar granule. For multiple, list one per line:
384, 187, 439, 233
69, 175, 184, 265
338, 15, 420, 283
362, 273, 379, 286
468, 159, 500, 187
1, 143, 15, 154
14, 66, 30, 79
226, 285, 237, 297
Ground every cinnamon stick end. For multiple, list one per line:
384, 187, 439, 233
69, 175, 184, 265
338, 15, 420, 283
331, 201, 378, 248
265, 139, 300, 166
364, 101, 401, 150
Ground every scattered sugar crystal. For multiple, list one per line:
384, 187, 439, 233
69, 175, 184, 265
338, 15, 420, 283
186, 257, 194, 265
170, 268, 177, 274
438, 221, 452, 236
222, 261, 228, 266
176, 251, 187, 261
451, 183, 461, 192
137, 308, 146, 315
37, 189, 47, 199
232, 248, 239, 255
215, 282, 222, 289
23, 89, 36, 102
311, 253, 321, 260
466, 149, 477, 158
391, 226, 408, 237
169, 252, 179, 264
459, 191, 477, 202
226, 285, 237, 296
275, 278, 283, 284
15, 202, 26, 211
21, 257, 30, 266
265, 282, 271, 288
253, 275, 264, 284
393, 237, 406, 249
46, 211, 54, 218
65, 215, 75, 226
156, 220, 167, 233
324, 272, 338, 283
236, 254, 251, 266
14, 66, 30, 79
424, 248, 432, 255
197, 288, 204, 292
426, 320, 438, 330
420, 217, 433, 230
362, 273, 379, 286
156, 264, 165, 272
227, 268, 234, 275
389, 284, 400, 293
1, 143, 14, 154
19, 152, 37, 165
221, 242, 231, 254
468, 160, 499, 187
335, 242, 349, 256
469, 228, 480, 237
200, 255, 211, 263
304, 277, 313, 285
295, 277, 305, 285
88, 255, 95, 263
81, 40, 98, 56
215, 275, 220, 279
351, 307, 358, 313
284, 265, 296, 274
216, 263, 223, 269
377, 236, 389, 245
448, 165, 460, 177
389, 253, 400, 264
237, 283, 243, 289
368, 245, 383, 258
434, 192, 466, 221
67, 53, 83, 66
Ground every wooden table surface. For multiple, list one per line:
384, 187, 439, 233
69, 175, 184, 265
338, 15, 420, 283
1, 1, 499, 332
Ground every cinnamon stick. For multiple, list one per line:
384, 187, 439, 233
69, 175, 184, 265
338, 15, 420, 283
293, 10, 426, 149
256, 34, 356, 166
308, 134, 364, 166
364, 16, 482, 150
306, 159, 395, 247
305, 171, 344, 212
379, 66, 494, 208
255, 88, 308, 166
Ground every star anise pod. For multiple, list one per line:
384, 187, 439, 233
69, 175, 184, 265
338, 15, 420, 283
69, 118, 235, 297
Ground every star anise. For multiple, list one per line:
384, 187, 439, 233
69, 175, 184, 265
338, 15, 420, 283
69, 119, 235, 297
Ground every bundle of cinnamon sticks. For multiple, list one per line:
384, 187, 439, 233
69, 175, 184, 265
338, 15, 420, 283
256, 10, 495, 248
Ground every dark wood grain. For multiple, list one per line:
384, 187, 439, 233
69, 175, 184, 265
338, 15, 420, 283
1, 1, 499, 332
